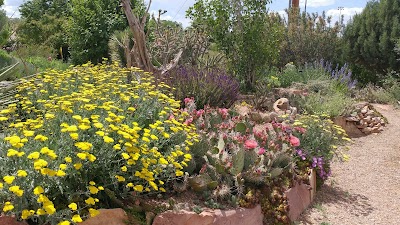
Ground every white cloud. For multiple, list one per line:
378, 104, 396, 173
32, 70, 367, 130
149, 8, 191, 28
1, 0, 23, 18
326, 7, 363, 24
300, 0, 335, 8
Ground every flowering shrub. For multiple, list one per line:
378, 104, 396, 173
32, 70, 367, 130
0, 62, 198, 224
291, 114, 351, 182
160, 66, 240, 109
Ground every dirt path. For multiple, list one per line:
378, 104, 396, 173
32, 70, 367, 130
296, 104, 400, 225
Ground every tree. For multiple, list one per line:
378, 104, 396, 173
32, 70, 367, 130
17, 0, 70, 57
278, 10, 341, 68
0, 9, 9, 46
186, 0, 284, 91
68, 0, 126, 64
342, 0, 400, 84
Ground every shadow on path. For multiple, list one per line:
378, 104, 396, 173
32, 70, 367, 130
299, 183, 374, 223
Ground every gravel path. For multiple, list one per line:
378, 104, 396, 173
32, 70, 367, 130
296, 104, 400, 225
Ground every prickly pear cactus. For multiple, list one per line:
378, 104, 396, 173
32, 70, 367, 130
243, 150, 258, 171
230, 149, 245, 175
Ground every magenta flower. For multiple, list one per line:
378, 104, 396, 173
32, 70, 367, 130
244, 140, 258, 149
258, 148, 266, 155
289, 135, 300, 147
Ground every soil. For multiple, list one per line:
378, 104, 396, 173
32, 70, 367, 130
296, 104, 400, 225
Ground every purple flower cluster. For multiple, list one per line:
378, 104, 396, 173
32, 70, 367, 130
317, 59, 357, 89
162, 66, 240, 109
296, 148, 307, 160
311, 156, 331, 180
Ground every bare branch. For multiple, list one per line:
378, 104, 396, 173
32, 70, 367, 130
141, 0, 153, 26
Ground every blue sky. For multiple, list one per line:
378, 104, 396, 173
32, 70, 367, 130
2, 0, 367, 26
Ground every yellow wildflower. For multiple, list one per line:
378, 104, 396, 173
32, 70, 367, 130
17, 170, 28, 177
103, 136, 114, 143
88, 186, 99, 194
3, 175, 15, 184
85, 197, 96, 205
33, 186, 44, 195
3, 202, 14, 212
72, 214, 83, 223
115, 175, 126, 182
65, 157, 72, 163
89, 208, 100, 217
175, 170, 184, 176
74, 163, 83, 170
75, 142, 93, 151
133, 185, 144, 192
27, 152, 40, 159
70, 133, 79, 140
68, 203, 78, 210
34, 134, 48, 141
23, 130, 35, 137
77, 153, 87, 160
21, 209, 35, 219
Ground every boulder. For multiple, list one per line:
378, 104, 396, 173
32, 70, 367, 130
81, 208, 129, 225
152, 205, 263, 225
273, 98, 290, 112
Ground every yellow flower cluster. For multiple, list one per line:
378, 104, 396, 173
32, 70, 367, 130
0, 62, 198, 224
292, 114, 351, 161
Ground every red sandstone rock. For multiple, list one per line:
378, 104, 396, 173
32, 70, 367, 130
81, 208, 129, 225
152, 205, 263, 225
285, 182, 312, 222
0, 216, 28, 225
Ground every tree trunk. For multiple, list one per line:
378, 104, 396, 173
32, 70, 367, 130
121, 0, 155, 72
121, 0, 183, 75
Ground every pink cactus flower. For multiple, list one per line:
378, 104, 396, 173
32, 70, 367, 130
218, 108, 229, 118
184, 97, 193, 104
289, 135, 300, 147
258, 148, 266, 155
244, 140, 258, 149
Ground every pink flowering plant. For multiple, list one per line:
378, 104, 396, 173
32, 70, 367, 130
182, 99, 303, 198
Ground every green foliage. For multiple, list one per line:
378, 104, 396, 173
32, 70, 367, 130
25, 57, 71, 73
0, 49, 12, 68
12, 44, 54, 59
342, 0, 400, 84
68, 0, 126, 64
17, 0, 70, 54
295, 87, 354, 117
0, 9, 9, 46
279, 10, 341, 67
277, 63, 330, 88
355, 75, 400, 104
187, 0, 284, 91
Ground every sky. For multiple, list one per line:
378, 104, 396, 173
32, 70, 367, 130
2, 0, 368, 27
